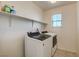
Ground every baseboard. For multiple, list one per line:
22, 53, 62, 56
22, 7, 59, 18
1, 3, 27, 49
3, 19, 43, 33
57, 48, 77, 54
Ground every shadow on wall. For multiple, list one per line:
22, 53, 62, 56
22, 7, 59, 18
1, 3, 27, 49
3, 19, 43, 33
0, 14, 44, 57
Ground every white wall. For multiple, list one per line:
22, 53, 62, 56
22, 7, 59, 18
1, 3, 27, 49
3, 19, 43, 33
0, 1, 44, 56
44, 3, 77, 52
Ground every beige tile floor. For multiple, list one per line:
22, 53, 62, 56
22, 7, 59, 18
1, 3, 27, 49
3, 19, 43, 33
53, 49, 77, 57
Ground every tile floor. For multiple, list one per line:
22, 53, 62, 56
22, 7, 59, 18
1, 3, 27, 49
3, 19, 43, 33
53, 49, 77, 57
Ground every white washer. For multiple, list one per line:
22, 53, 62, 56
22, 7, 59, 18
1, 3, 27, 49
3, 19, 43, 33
25, 34, 53, 57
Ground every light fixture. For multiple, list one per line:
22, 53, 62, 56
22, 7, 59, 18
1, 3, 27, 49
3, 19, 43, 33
49, 0, 56, 4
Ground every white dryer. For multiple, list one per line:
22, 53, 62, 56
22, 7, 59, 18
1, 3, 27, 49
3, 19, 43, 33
45, 33, 57, 56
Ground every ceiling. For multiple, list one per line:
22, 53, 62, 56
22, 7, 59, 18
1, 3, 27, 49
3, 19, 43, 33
33, 1, 76, 11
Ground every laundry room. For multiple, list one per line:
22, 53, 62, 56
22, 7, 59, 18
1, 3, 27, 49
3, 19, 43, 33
0, 1, 79, 57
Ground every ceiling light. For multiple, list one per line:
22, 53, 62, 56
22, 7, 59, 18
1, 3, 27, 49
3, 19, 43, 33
49, 0, 56, 4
